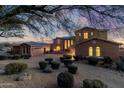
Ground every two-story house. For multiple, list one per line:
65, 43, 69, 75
51, 36, 75, 53
75, 27, 120, 60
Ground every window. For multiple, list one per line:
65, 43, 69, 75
68, 40, 70, 47
56, 46, 61, 51
64, 40, 67, 49
71, 40, 74, 45
89, 47, 93, 56
78, 33, 81, 36
91, 32, 94, 36
84, 32, 88, 39
96, 46, 100, 57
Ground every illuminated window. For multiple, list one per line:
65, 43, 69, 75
64, 40, 67, 49
56, 46, 61, 51
96, 46, 100, 57
78, 33, 81, 36
89, 47, 93, 56
84, 32, 88, 39
71, 40, 74, 45
68, 40, 70, 47
91, 32, 94, 36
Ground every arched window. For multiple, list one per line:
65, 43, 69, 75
71, 40, 74, 45
96, 46, 100, 57
64, 40, 67, 49
68, 40, 70, 47
84, 32, 88, 39
89, 47, 93, 56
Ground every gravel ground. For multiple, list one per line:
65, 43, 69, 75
0, 54, 123, 88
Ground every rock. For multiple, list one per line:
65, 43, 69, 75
43, 66, 53, 73
15, 73, 32, 81
0, 69, 5, 74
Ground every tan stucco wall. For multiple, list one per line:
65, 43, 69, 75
75, 39, 119, 60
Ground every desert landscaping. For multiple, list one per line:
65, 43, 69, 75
0, 54, 123, 88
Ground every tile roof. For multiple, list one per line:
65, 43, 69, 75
22, 42, 50, 47
76, 38, 121, 45
54, 36, 74, 40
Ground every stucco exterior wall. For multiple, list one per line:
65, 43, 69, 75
75, 39, 119, 60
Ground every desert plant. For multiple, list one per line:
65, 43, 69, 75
92, 79, 107, 88
82, 79, 107, 88
68, 65, 78, 74
57, 72, 74, 88
51, 62, 60, 69
87, 57, 99, 65
5, 62, 28, 74
60, 57, 65, 63
22, 55, 31, 59
103, 56, 112, 64
11, 55, 21, 60
116, 59, 124, 71
63, 59, 73, 67
63, 55, 72, 59
45, 58, 53, 64
39, 61, 48, 70
0, 55, 8, 60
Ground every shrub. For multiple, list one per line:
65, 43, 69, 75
103, 56, 112, 65
82, 79, 107, 88
68, 65, 78, 74
87, 57, 99, 65
63, 55, 72, 59
0, 55, 8, 60
51, 62, 60, 69
60, 57, 65, 63
57, 72, 74, 88
92, 79, 107, 88
11, 55, 21, 60
63, 59, 73, 67
82, 79, 93, 88
22, 55, 31, 59
39, 61, 48, 70
45, 58, 53, 64
5, 62, 28, 74
116, 59, 124, 71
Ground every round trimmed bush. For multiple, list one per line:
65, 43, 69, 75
103, 56, 112, 64
0, 55, 8, 60
63, 59, 73, 67
63, 55, 72, 59
92, 79, 107, 88
83, 79, 93, 88
45, 58, 53, 64
57, 72, 74, 88
82, 79, 107, 88
5, 62, 28, 74
51, 62, 60, 69
68, 65, 78, 74
87, 57, 99, 65
39, 61, 48, 70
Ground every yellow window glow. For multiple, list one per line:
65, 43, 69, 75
68, 40, 70, 47
84, 32, 88, 39
89, 47, 93, 56
56, 46, 61, 51
96, 46, 100, 57
71, 40, 73, 45
64, 40, 67, 49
